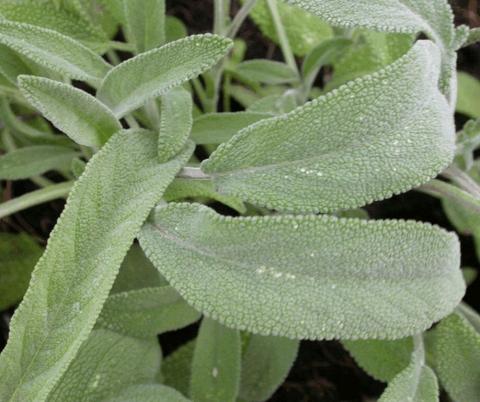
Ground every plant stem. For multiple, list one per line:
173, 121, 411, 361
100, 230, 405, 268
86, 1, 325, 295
0, 181, 74, 220
177, 167, 211, 180
108, 41, 134, 53
191, 78, 209, 112
145, 100, 161, 130
442, 165, 480, 199
418, 179, 480, 215
125, 115, 139, 129
227, 0, 258, 38
214, 0, 231, 35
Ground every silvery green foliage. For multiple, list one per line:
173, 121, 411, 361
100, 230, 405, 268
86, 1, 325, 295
140, 203, 463, 339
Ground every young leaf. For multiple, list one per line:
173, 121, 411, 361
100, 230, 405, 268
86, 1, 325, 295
48, 329, 161, 402
0, 145, 78, 180
456, 72, 480, 118
123, 0, 166, 53
0, 21, 111, 85
342, 338, 413, 382
0, 233, 42, 311
97, 286, 201, 338
18, 76, 121, 147
162, 340, 196, 397
106, 384, 191, 402
97, 34, 233, 117
429, 313, 480, 402
239, 335, 299, 402
139, 203, 463, 340
191, 112, 271, 145
159, 87, 193, 162
202, 41, 455, 213
190, 318, 241, 402
0, 131, 193, 402
234, 60, 299, 85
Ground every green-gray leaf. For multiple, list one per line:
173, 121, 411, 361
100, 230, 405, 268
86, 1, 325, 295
162, 340, 195, 397
97, 34, 232, 117
0, 131, 193, 402
234, 60, 298, 85
456, 72, 480, 118
0, 44, 35, 85
190, 318, 241, 402
202, 41, 455, 213
18, 75, 121, 147
139, 203, 463, 340
106, 384, 191, 402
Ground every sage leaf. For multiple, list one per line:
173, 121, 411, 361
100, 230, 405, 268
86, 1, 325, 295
190, 318, 241, 402
234, 60, 299, 85
18, 75, 122, 147
159, 87, 193, 162
0, 131, 193, 402
0, 44, 35, 85
162, 340, 195, 397
239, 335, 299, 402
457, 72, 480, 118
49, 329, 161, 402
166, 16, 188, 42
429, 313, 480, 402
106, 384, 191, 402
203, 41, 455, 213
97, 286, 201, 338
0, 145, 78, 180
139, 203, 463, 340
97, 34, 233, 117
0, 21, 111, 86
0, 233, 42, 311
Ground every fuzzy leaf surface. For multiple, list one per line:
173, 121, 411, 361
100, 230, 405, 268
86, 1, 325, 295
139, 203, 463, 340
0, 131, 193, 402
203, 42, 455, 213
234, 60, 298, 85
106, 384, 191, 402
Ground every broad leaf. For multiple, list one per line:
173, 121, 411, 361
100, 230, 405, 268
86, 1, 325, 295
203, 42, 455, 213
0, 145, 78, 180
0, 21, 110, 86
0, 233, 42, 311
106, 384, 191, 402
19, 75, 121, 147
190, 318, 241, 402
97, 34, 232, 117
162, 340, 196, 397
234, 60, 298, 85
139, 203, 463, 340
49, 329, 161, 402
97, 286, 201, 338
239, 335, 299, 402
0, 131, 193, 402
457, 72, 480, 118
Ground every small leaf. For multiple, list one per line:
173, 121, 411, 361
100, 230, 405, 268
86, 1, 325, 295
49, 329, 161, 402
159, 87, 193, 162
0, 233, 42, 311
106, 384, 191, 402
464, 27, 480, 47
239, 335, 299, 402
456, 72, 480, 118
190, 318, 241, 402
162, 340, 196, 397
97, 34, 233, 117
97, 286, 201, 338
0, 145, 78, 180
19, 75, 121, 147
234, 60, 298, 85
203, 42, 455, 213
191, 112, 271, 145
139, 203, 463, 340
0, 21, 110, 85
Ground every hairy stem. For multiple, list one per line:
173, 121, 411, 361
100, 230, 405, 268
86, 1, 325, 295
227, 0, 258, 38
442, 165, 480, 199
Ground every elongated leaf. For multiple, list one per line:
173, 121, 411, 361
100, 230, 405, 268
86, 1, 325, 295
234, 60, 298, 85
342, 338, 413, 382
0, 21, 110, 85
190, 318, 241, 402
19, 76, 121, 147
0, 131, 193, 402
0, 233, 42, 311
49, 329, 161, 402
429, 313, 480, 402
106, 384, 191, 402
159, 87, 192, 161
203, 42, 454, 213
457, 72, 480, 118
166, 16, 188, 42
0, 145, 78, 180
97, 286, 201, 338
191, 112, 271, 145
123, 0, 165, 53
162, 340, 195, 397
97, 35, 232, 117
140, 203, 463, 340
239, 335, 299, 402
0, 44, 35, 85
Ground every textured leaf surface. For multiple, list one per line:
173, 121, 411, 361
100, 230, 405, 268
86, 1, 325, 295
239, 335, 299, 402
457, 72, 480, 118
430, 314, 480, 402
139, 203, 463, 340
190, 318, 241, 402
0, 233, 42, 311
203, 42, 455, 213
49, 329, 161, 402
19, 76, 121, 147
0, 44, 35, 85
97, 35, 232, 117
106, 384, 191, 402
162, 340, 195, 397
0, 131, 193, 402
342, 338, 413, 382
159, 87, 193, 162
97, 286, 200, 338
0, 21, 110, 85
0, 145, 77, 180
234, 60, 298, 84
